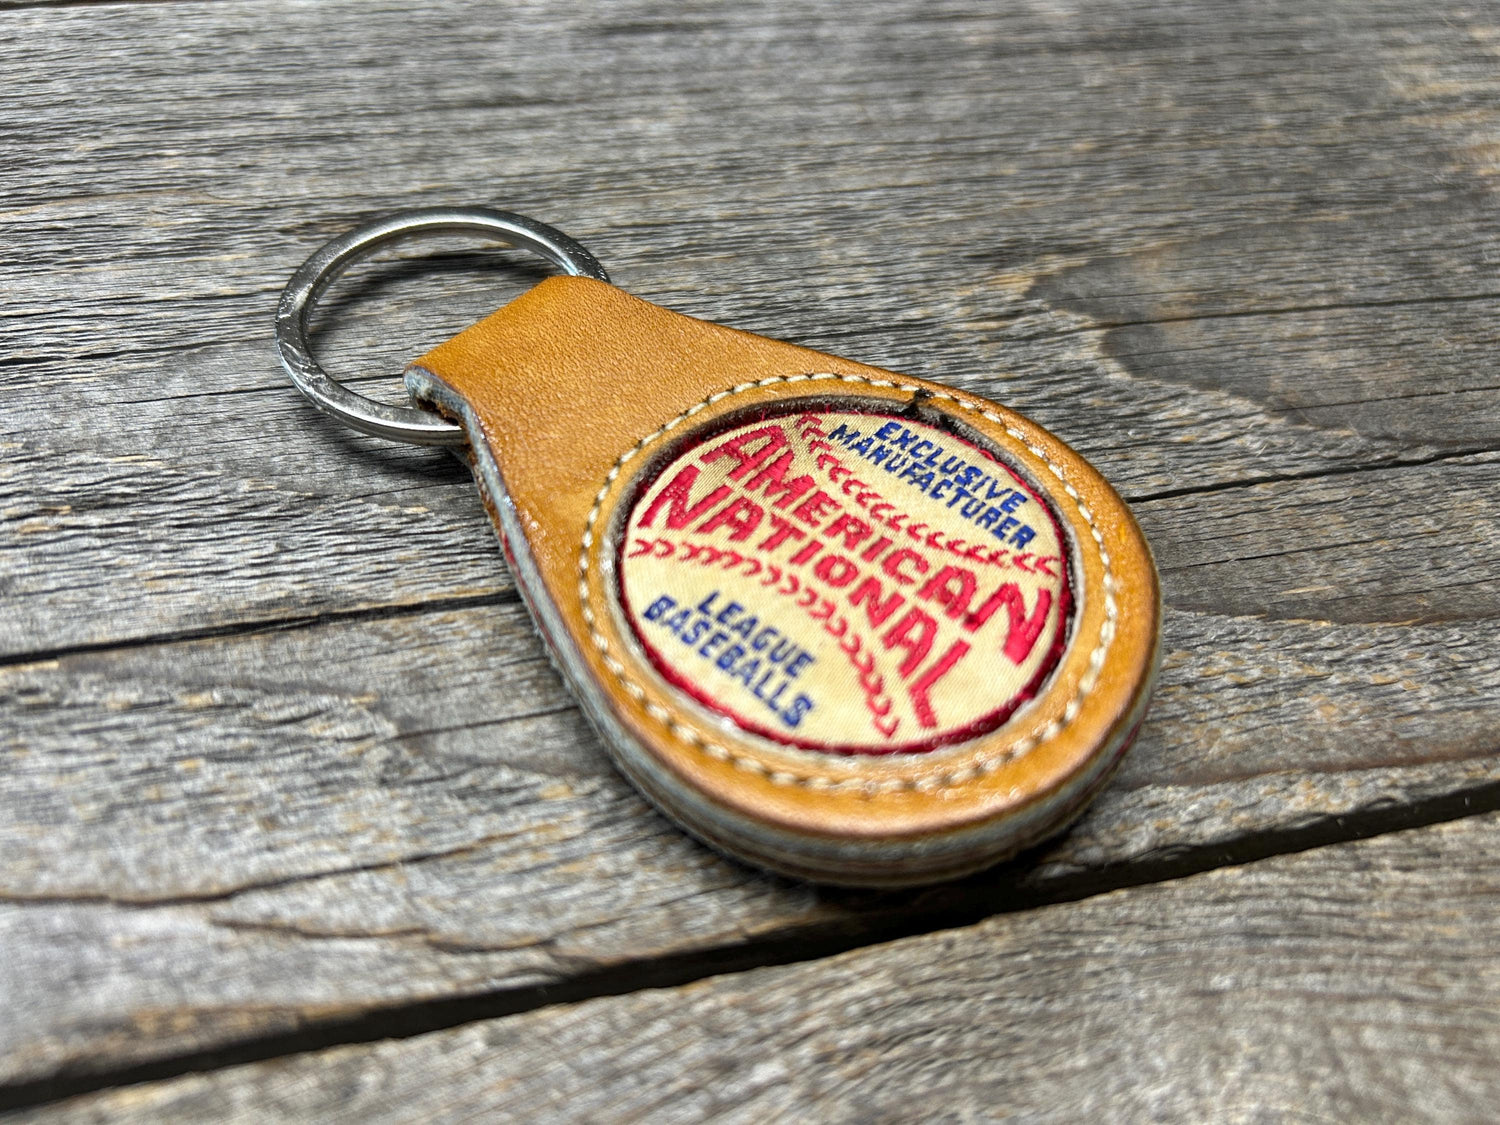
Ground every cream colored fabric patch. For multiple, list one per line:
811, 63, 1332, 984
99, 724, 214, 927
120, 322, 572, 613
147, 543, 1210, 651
618, 408, 1071, 754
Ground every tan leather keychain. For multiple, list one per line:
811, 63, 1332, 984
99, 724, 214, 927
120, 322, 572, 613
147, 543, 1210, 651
277, 208, 1159, 886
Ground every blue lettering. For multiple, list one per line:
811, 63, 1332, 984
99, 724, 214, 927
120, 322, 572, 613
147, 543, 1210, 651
782, 695, 815, 727
785, 651, 814, 678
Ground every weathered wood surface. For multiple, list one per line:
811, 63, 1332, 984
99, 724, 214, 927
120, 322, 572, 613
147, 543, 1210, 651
3, 0, 1500, 1114
38, 811, 1500, 1124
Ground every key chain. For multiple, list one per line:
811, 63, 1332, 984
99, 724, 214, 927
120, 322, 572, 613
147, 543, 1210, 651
276, 207, 1160, 886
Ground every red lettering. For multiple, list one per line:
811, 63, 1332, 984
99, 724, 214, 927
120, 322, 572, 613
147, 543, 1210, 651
908, 640, 970, 728
882, 608, 936, 678
881, 548, 929, 586
813, 554, 858, 587
823, 513, 872, 550
696, 496, 764, 541
789, 541, 822, 566
743, 450, 816, 509
965, 583, 1054, 664
756, 514, 805, 551
791, 489, 839, 527
918, 565, 978, 622
848, 576, 905, 629
638, 466, 731, 531
701, 426, 788, 481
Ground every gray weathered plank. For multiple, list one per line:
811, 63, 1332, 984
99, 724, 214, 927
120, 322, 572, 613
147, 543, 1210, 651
4, 452, 1498, 1082
4, 0, 1500, 1102
5, 0, 1500, 657
36, 811, 1500, 1123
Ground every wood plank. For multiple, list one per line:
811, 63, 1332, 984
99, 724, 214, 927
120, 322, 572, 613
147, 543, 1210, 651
35, 811, 1500, 1122
5, 0, 1500, 658
4, 0, 1500, 1096
4, 449, 1498, 1082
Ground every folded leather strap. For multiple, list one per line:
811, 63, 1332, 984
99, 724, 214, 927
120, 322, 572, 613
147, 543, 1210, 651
407, 276, 1159, 886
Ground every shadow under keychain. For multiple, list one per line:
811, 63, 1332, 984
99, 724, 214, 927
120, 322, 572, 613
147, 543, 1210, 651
277, 207, 1160, 886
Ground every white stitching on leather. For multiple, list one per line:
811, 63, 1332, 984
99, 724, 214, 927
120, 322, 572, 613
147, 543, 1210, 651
577, 374, 1118, 791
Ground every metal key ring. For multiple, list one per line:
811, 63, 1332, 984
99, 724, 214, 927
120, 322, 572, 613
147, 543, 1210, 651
276, 207, 609, 446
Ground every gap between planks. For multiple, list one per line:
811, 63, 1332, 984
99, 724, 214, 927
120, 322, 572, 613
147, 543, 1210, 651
0, 592, 518, 673
0, 0, 215, 12
33, 285, 1500, 411
3, 443, 1498, 672
3, 777, 1499, 1116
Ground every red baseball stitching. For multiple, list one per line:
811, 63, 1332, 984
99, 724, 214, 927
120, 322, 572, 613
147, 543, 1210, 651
794, 416, 1037, 571
628, 535, 900, 738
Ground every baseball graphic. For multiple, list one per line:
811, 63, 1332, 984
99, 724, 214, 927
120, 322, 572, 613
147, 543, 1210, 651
616, 407, 1074, 754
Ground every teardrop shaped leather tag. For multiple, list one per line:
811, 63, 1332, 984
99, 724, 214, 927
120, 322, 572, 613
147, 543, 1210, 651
406, 276, 1158, 886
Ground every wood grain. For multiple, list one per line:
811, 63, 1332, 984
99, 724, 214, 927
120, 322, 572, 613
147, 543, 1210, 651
6, 0, 1500, 658
3, 0, 1500, 1107
3, 474, 1497, 1081
37, 811, 1500, 1123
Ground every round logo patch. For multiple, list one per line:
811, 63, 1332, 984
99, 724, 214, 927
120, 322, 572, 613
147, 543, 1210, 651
616, 408, 1073, 754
